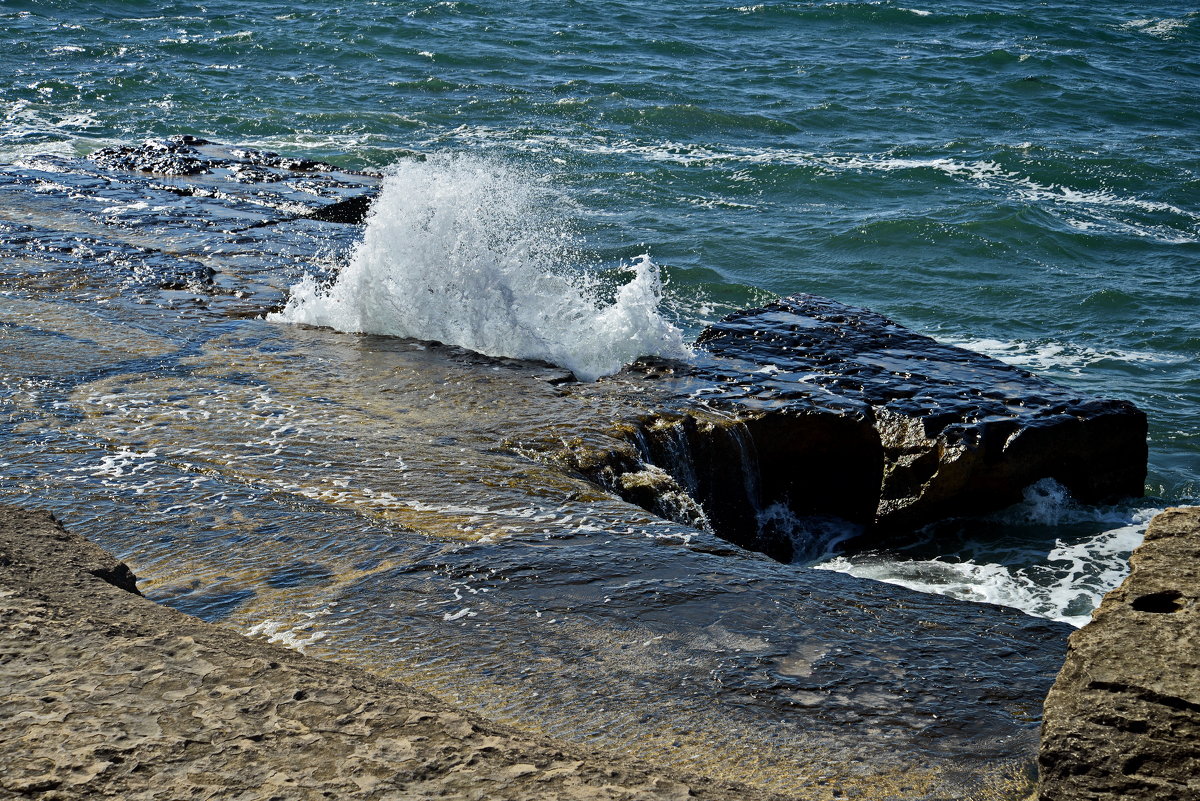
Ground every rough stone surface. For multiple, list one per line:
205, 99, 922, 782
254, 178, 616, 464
1038, 506, 1200, 801
87, 137, 378, 221
480, 297, 1150, 561
90, 136, 350, 181
567, 295, 1147, 559
1, 138, 379, 322
0, 505, 785, 801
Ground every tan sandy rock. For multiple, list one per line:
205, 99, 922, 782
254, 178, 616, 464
0, 505, 782, 801
1039, 506, 1200, 801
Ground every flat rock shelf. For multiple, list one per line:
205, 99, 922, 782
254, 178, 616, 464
0, 139, 1151, 799
0, 505, 780, 801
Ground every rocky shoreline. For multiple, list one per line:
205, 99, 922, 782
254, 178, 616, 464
0, 138, 1148, 561
6, 505, 1196, 800
1039, 505, 1200, 801
0, 139, 1173, 800
0, 505, 779, 801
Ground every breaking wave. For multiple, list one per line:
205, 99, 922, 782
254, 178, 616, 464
813, 480, 1161, 627
271, 154, 688, 381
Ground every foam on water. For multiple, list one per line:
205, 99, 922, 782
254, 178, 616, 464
440, 127, 1198, 244
272, 155, 688, 381
813, 481, 1162, 627
246, 607, 332, 655
946, 336, 1190, 375
1121, 17, 1191, 38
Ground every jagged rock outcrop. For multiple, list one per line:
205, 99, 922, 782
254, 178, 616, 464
1038, 506, 1200, 801
0, 505, 780, 801
566, 296, 1147, 559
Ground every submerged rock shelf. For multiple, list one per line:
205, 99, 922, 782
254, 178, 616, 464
0, 139, 1151, 798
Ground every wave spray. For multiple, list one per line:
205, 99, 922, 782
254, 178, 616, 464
271, 154, 687, 381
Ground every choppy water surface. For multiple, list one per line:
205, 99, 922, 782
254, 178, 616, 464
0, 0, 1197, 795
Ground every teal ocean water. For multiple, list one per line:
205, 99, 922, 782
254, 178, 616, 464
2, 2, 1197, 621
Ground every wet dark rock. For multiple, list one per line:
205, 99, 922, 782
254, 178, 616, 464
575, 295, 1147, 558
0, 221, 216, 294
85, 137, 378, 222
90, 139, 212, 176
1, 138, 380, 315
90, 138, 347, 178
228, 146, 342, 173
169, 134, 211, 146
1038, 506, 1200, 801
306, 192, 376, 224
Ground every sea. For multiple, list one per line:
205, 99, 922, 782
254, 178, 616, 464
1, 0, 1197, 790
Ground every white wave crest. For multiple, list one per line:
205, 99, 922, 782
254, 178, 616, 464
1121, 17, 1190, 38
440, 126, 1198, 244
271, 154, 688, 381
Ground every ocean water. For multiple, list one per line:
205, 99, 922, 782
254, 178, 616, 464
0, 0, 1197, 782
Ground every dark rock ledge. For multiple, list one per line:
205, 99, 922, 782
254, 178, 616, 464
555, 295, 1148, 561
0, 506, 782, 801
1039, 506, 1200, 801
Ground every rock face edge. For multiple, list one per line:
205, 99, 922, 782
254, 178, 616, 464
1038, 506, 1200, 801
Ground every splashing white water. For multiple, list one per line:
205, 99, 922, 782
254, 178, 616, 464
813, 480, 1161, 627
947, 336, 1189, 376
271, 154, 688, 381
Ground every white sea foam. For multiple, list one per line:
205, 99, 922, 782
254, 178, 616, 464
947, 336, 1189, 375
814, 481, 1161, 627
0, 101, 120, 162
1121, 17, 1190, 38
247, 608, 331, 654
271, 154, 688, 381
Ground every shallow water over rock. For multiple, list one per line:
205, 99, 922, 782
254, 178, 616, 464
0, 142, 1099, 798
